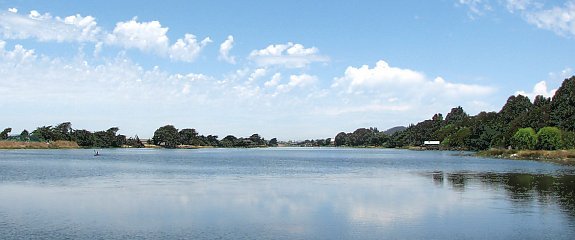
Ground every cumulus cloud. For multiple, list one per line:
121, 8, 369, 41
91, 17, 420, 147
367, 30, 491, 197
332, 60, 494, 97
249, 42, 329, 68
169, 34, 212, 62
0, 11, 212, 62
328, 60, 496, 119
264, 73, 282, 88
276, 74, 317, 93
248, 68, 267, 83
515, 81, 557, 100
106, 18, 169, 53
219, 35, 236, 64
0, 40, 36, 62
8, 8, 17, 13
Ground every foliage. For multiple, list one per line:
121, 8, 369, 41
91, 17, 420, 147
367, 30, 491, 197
562, 131, 575, 150
550, 76, 575, 131
537, 127, 563, 150
19, 129, 30, 141
152, 125, 179, 148
0, 128, 12, 140
511, 128, 537, 150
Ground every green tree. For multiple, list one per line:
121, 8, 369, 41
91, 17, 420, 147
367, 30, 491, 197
268, 138, 278, 147
19, 129, 30, 141
537, 127, 563, 150
562, 131, 575, 149
126, 135, 144, 148
0, 128, 11, 140
32, 126, 53, 141
152, 125, 179, 148
220, 135, 238, 147
334, 132, 348, 146
511, 128, 537, 150
53, 122, 73, 141
550, 76, 575, 131
178, 128, 198, 145
73, 129, 94, 147
445, 106, 469, 126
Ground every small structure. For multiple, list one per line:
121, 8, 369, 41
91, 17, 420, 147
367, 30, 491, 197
423, 141, 441, 150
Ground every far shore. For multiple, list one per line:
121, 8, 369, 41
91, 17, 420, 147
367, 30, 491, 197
3, 140, 575, 165
476, 149, 575, 165
0, 140, 80, 149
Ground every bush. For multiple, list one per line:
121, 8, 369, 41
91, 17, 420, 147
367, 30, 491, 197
512, 128, 537, 150
562, 131, 575, 149
537, 127, 563, 150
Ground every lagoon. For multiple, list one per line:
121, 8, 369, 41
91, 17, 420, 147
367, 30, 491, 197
1, 148, 575, 239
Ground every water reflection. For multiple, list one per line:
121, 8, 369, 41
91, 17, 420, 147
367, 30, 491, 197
429, 171, 575, 219
2, 149, 575, 239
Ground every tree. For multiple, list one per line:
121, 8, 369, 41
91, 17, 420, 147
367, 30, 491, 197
511, 128, 537, 150
73, 129, 94, 147
220, 135, 239, 147
334, 132, 347, 146
53, 122, 73, 141
0, 128, 11, 140
445, 106, 469, 125
32, 126, 53, 141
268, 138, 278, 147
19, 129, 30, 141
550, 76, 575, 131
249, 134, 265, 146
126, 135, 144, 148
537, 127, 563, 150
152, 125, 179, 148
562, 131, 575, 150
179, 128, 198, 145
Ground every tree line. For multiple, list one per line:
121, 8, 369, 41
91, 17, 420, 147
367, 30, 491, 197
334, 76, 575, 151
151, 125, 277, 149
1, 122, 143, 148
1, 122, 277, 149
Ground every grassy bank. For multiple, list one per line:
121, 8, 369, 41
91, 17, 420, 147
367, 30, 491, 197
477, 149, 575, 165
0, 141, 80, 149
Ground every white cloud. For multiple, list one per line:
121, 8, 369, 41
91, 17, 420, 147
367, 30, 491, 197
8, 8, 17, 13
0, 11, 211, 62
525, 1, 575, 37
219, 35, 236, 64
0, 10, 102, 42
249, 42, 329, 68
332, 60, 425, 92
264, 73, 282, 88
169, 34, 212, 62
515, 80, 557, 99
505, 0, 536, 12
106, 18, 169, 54
515, 67, 572, 100
458, 0, 493, 17
248, 68, 267, 83
0, 40, 36, 62
276, 74, 317, 93
329, 60, 496, 120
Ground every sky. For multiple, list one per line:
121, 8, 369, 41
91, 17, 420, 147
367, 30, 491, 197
0, 0, 574, 140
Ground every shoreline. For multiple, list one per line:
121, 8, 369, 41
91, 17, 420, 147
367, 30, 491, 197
476, 149, 575, 165
2, 141, 574, 165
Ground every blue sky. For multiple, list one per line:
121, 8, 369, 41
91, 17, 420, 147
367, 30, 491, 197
0, 0, 574, 140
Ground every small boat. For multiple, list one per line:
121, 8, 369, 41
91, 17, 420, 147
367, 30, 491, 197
94, 150, 100, 156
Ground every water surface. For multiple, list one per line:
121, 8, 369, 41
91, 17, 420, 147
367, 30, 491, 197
1, 148, 574, 239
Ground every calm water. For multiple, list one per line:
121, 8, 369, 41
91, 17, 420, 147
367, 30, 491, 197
1, 148, 575, 239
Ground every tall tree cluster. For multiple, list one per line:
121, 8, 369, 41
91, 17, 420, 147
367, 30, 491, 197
151, 125, 274, 148
384, 76, 575, 150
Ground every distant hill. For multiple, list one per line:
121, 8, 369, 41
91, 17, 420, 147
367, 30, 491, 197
383, 126, 406, 135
